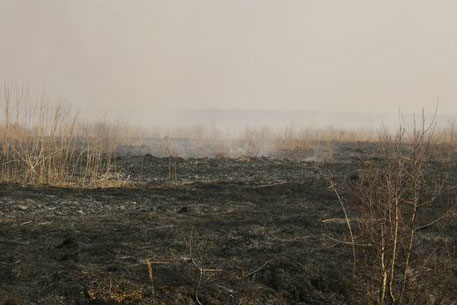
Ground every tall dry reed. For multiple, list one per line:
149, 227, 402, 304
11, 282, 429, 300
0, 82, 132, 187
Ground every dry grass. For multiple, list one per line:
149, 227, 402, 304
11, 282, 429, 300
3, 82, 457, 188
140, 124, 379, 159
85, 280, 144, 305
142, 116, 457, 160
0, 82, 138, 187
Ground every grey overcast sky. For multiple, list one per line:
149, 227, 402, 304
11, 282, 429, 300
1, 0, 457, 118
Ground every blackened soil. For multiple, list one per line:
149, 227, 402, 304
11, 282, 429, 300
1, 147, 456, 304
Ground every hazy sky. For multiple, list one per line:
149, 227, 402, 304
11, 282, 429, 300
1, 0, 457, 119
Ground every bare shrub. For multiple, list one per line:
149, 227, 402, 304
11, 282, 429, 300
342, 112, 456, 304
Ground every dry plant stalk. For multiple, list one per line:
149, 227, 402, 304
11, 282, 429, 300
329, 180, 357, 275
187, 227, 223, 305
144, 259, 173, 305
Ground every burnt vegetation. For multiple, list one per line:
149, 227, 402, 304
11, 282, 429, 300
1, 85, 457, 304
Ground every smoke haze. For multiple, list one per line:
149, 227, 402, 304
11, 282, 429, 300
1, 0, 457, 128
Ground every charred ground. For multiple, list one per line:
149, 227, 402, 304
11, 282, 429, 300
1, 143, 456, 305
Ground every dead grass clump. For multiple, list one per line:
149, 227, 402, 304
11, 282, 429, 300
85, 280, 144, 305
0, 81, 130, 187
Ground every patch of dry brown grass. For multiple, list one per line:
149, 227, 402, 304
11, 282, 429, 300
0, 81, 138, 187
85, 280, 144, 305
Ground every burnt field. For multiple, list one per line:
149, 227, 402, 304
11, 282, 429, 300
1, 144, 457, 305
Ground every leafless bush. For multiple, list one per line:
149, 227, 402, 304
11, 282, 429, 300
341, 112, 456, 304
